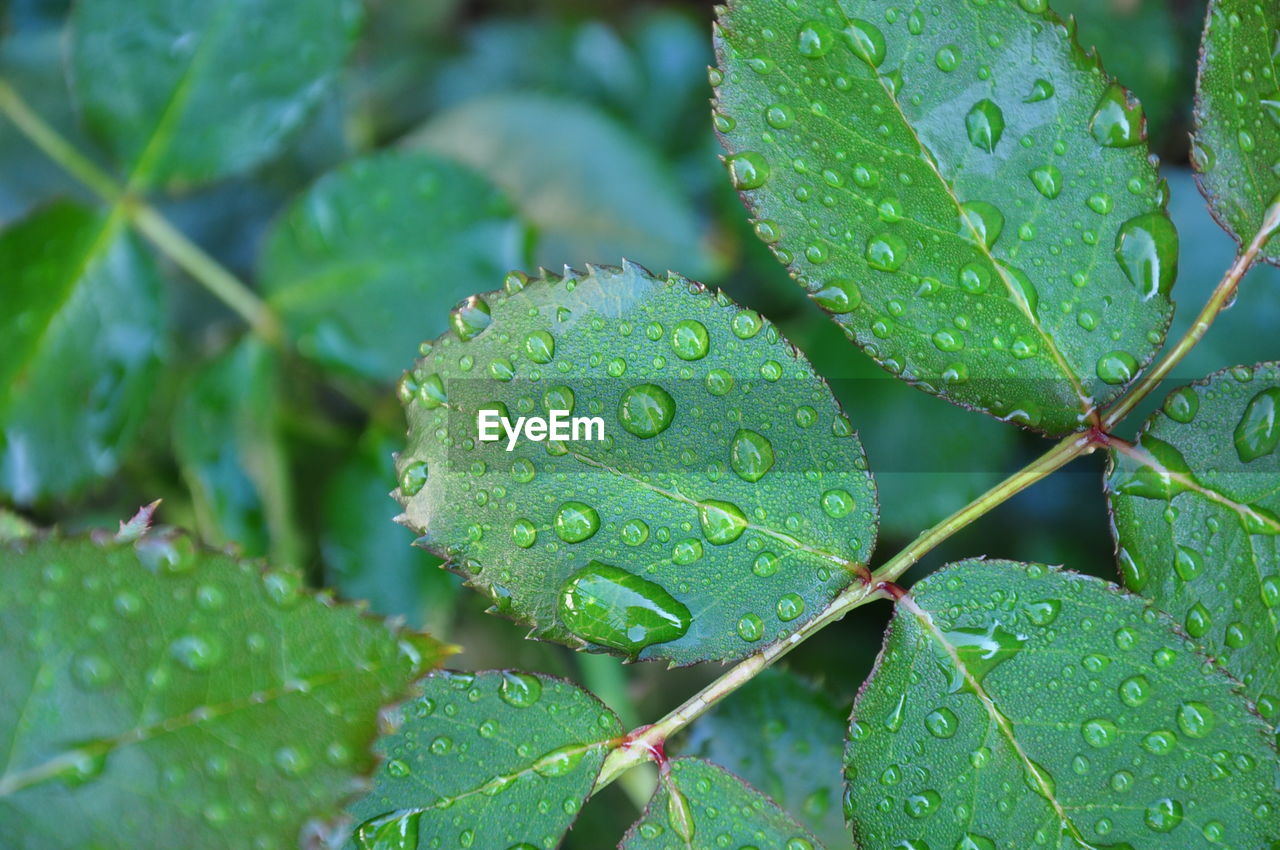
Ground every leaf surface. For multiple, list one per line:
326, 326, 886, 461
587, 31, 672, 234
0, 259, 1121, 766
1193, 0, 1280, 263
396, 262, 878, 664
261, 152, 528, 380
1107, 362, 1280, 728
680, 668, 847, 847
0, 533, 446, 849
0, 201, 164, 503
621, 757, 824, 849
713, 0, 1177, 433
846, 559, 1279, 849
342, 670, 622, 849
408, 93, 722, 281
69, 0, 361, 188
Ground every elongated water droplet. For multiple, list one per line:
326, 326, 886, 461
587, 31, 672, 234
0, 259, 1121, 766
1090, 83, 1145, 147
1234, 387, 1280, 462
1115, 212, 1179, 299
965, 99, 1005, 152
958, 201, 1004, 249
1115, 433, 1196, 499
558, 562, 691, 654
841, 19, 885, 67
533, 743, 586, 776
936, 620, 1028, 693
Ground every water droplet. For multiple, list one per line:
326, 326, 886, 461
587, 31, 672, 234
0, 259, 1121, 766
1025, 599, 1060, 626
1119, 675, 1150, 707
1233, 387, 1280, 462
904, 789, 940, 818
554, 502, 600, 543
965, 99, 1005, 152
935, 44, 960, 71
753, 552, 779, 577
1081, 717, 1119, 748
705, 369, 734, 396
813, 278, 862, 313
1096, 351, 1138, 385
399, 461, 428, 496
1141, 729, 1176, 755
1000, 262, 1040, 316
737, 612, 765, 641
865, 232, 906, 271
667, 785, 696, 840
937, 620, 1027, 693
925, 707, 958, 738
670, 320, 710, 361
558, 562, 690, 654
765, 103, 795, 129
495, 674, 544, 711
821, 489, 855, 517
955, 834, 996, 850
1173, 546, 1203, 581
1144, 798, 1184, 832
1029, 164, 1062, 198
450, 296, 492, 341
1115, 212, 1179, 299
1087, 193, 1113, 215
841, 19, 885, 67
170, 634, 222, 673
386, 758, 411, 777
1024, 78, 1054, 102
776, 593, 805, 621
731, 429, 775, 482
71, 653, 116, 690
618, 384, 676, 438
727, 152, 771, 189
958, 201, 1004, 249
672, 539, 704, 565
621, 519, 649, 546
1176, 701, 1215, 738
732, 310, 763, 339
1090, 83, 1145, 147
511, 519, 537, 549
356, 811, 419, 850
1114, 433, 1196, 499
533, 744, 586, 776
699, 500, 748, 544
524, 331, 555, 364
1163, 386, 1199, 423
797, 19, 836, 58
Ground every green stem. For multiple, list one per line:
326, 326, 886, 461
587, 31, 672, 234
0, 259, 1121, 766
0, 77, 281, 344
1102, 195, 1280, 429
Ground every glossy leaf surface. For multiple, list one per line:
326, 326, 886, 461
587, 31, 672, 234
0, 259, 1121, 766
0, 533, 446, 848
261, 152, 528, 380
846, 559, 1279, 848
621, 757, 824, 849
343, 670, 621, 849
396, 263, 878, 664
409, 93, 721, 281
0, 201, 164, 504
713, 0, 1176, 433
69, 0, 361, 188
1193, 0, 1280, 263
1107, 363, 1280, 727
680, 668, 847, 846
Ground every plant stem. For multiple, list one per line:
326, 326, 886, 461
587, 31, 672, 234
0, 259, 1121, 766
0, 76, 281, 344
1102, 196, 1280, 429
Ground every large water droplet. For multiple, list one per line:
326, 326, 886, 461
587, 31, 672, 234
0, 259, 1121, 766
1029, 164, 1062, 198
958, 201, 1004, 249
727, 151, 771, 189
936, 620, 1028, 693
170, 634, 222, 673
533, 744, 586, 776
558, 562, 691, 654
399, 461, 428, 496
999, 262, 1040, 316
1144, 798, 1184, 832
1114, 433, 1196, 500
813, 278, 862, 313
731, 429, 775, 481
554, 501, 600, 543
618, 384, 676, 438
965, 99, 1005, 152
356, 811, 419, 850
1176, 701, 1215, 738
841, 19, 885, 67
1096, 351, 1138, 385
1081, 717, 1119, 748
670, 320, 710, 361
1115, 212, 1178, 299
499, 672, 543, 707
524, 330, 555, 364
450, 295, 492, 341
1090, 83, 1145, 147
1233, 387, 1280, 462
699, 500, 748, 544
1023, 78, 1054, 102
797, 19, 836, 58
1162, 386, 1199, 423
865, 232, 906, 271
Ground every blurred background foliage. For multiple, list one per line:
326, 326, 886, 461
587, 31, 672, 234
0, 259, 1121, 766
3, 0, 1275, 844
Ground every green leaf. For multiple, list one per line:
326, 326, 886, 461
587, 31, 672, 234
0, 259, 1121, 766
679, 668, 847, 847
845, 559, 1279, 849
1106, 362, 1280, 728
173, 338, 296, 563
408, 93, 723, 282
0, 508, 35, 542
713, 0, 1176, 434
261, 151, 528, 380
396, 262, 878, 665
322, 426, 460, 633
621, 757, 824, 849
342, 670, 622, 849
0, 201, 164, 504
0, 532, 447, 848
69, 0, 361, 189
1193, 0, 1280, 263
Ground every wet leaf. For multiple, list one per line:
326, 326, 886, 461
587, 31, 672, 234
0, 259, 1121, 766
713, 0, 1176, 434
846, 559, 1278, 849
408, 93, 723, 282
396, 262, 878, 665
1107, 362, 1280, 728
69, 0, 361, 188
261, 151, 528, 381
0, 532, 447, 848
680, 668, 847, 846
621, 757, 825, 849
342, 670, 622, 850
1193, 0, 1280, 263
0, 201, 164, 504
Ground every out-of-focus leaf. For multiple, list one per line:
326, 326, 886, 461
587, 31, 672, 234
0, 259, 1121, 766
396, 263, 878, 665
1053, 0, 1187, 139
620, 757, 825, 849
68, 0, 362, 189
172, 338, 297, 564
1193, 0, 1280, 262
1107, 362, 1280, 727
680, 668, 848, 847
0, 201, 164, 504
260, 151, 527, 380
322, 426, 459, 633
0, 532, 448, 848
408, 93, 722, 281
714, 0, 1176, 434
342, 670, 621, 849
0, 508, 35, 541
846, 559, 1279, 848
